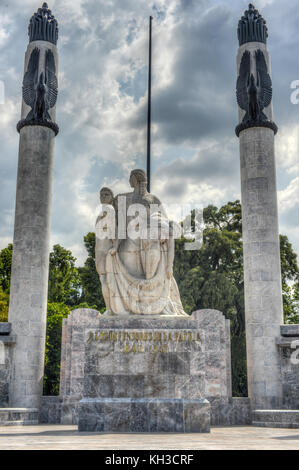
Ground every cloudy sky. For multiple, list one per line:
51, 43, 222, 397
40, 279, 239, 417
0, 0, 298, 265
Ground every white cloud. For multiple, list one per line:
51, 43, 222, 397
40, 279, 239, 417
278, 177, 299, 255
0, 98, 18, 129
0, 13, 12, 48
276, 124, 299, 175
278, 177, 299, 212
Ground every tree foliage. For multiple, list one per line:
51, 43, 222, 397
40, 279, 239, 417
0, 243, 12, 293
283, 281, 299, 324
174, 200, 299, 396
280, 235, 299, 285
0, 286, 9, 322
78, 232, 105, 310
48, 244, 81, 306
280, 235, 299, 324
175, 200, 247, 396
43, 302, 70, 396
0, 244, 12, 322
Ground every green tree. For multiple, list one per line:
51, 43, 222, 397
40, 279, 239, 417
175, 200, 299, 396
175, 200, 247, 396
43, 302, 70, 395
0, 286, 9, 322
291, 282, 299, 324
0, 244, 13, 322
48, 244, 81, 305
79, 232, 105, 310
280, 235, 299, 284
283, 281, 299, 324
0, 243, 13, 293
280, 235, 299, 324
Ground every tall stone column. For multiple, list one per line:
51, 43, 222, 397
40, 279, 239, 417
236, 4, 283, 409
8, 3, 59, 408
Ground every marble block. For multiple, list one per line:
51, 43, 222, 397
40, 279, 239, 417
78, 398, 210, 433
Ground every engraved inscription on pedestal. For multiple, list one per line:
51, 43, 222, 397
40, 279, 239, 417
84, 327, 204, 400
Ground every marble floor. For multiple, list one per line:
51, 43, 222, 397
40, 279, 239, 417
0, 425, 298, 450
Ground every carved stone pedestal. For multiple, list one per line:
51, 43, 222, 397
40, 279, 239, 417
77, 315, 210, 433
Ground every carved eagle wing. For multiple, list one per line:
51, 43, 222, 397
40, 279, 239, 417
45, 49, 58, 110
236, 50, 251, 112
22, 47, 40, 108
255, 49, 272, 110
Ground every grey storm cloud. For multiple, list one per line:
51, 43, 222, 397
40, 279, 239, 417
0, 0, 298, 263
130, 2, 237, 144
158, 140, 239, 184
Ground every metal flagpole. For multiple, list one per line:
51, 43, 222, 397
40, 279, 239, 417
147, 16, 153, 193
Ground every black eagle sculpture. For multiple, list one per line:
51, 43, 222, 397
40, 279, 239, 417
22, 47, 58, 123
236, 49, 272, 123
247, 73, 260, 121
236, 49, 276, 136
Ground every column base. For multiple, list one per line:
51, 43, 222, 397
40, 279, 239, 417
0, 408, 38, 426
252, 410, 299, 429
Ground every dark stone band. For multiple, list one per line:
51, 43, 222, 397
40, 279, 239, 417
235, 120, 278, 137
17, 119, 59, 136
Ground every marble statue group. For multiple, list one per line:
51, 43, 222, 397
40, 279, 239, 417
95, 169, 187, 316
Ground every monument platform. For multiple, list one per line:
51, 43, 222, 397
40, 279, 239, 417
77, 315, 210, 433
1, 424, 299, 450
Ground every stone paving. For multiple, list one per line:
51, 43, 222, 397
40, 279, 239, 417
0, 425, 298, 450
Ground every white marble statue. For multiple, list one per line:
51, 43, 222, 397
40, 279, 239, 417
95, 169, 187, 316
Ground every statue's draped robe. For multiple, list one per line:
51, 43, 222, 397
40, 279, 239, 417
96, 192, 186, 316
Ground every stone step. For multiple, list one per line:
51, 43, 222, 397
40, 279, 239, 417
0, 408, 39, 426
252, 410, 299, 429
78, 398, 211, 433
